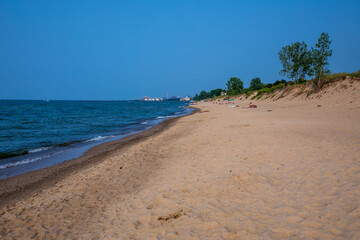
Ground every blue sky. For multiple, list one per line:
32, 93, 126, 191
1, 0, 359, 100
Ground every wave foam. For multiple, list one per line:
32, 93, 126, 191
86, 135, 112, 142
0, 151, 63, 169
29, 147, 51, 153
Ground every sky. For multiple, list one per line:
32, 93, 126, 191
0, 0, 359, 100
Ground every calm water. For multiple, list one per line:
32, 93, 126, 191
0, 100, 191, 179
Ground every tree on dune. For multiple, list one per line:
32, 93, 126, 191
278, 41, 312, 82
312, 32, 333, 86
198, 91, 209, 100
226, 77, 244, 96
250, 77, 263, 90
278, 44, 294, 81
209, 88, 224, 98
294, 42, 313, 81
278, 32, 332, 85
193, 93, 199, 100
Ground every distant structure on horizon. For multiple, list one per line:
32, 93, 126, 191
163, 96, 181, 101
180, 96, 190, 101
142, 96, 163, 101
141, 95, 189, 102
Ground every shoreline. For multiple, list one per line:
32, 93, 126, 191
0, 107, 199, 207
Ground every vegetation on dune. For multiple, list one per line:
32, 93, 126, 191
193, 32, 358, 101
278, 32, 333, 86
249, 83, 286, 100
320, 70, 360, 83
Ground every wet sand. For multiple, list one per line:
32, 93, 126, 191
1, 80, 360, 239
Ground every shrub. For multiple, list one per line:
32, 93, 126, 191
271, 83, 285, 91
242, 88, 250, 94
287, 81, 294, 86
245, 91, 253, 98
310, 70, 360, 89
297, 78, 307, 84
264, 83, 273, 88
252, 83, 285, 98
257, 87, 272, 94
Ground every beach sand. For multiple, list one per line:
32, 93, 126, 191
1, 79, 360, 239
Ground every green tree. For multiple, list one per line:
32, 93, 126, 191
250, 77, 263, 90
279, 42, 313, 82
226, 77, 244, 96
312, 32, 333, 86
209, 88, 223, 98
293, 42, 313, 81
198, 90, 209, 100
279, 44, 294, 81
193, 93, 199, 101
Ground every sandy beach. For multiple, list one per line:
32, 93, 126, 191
1, 79, 360, 239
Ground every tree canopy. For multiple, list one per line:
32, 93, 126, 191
250, 77, 263, 90
192, 88, 225, 101
226, 77, 244, 96
209, 88, 223, 98
312, 32, 333, 84
278, 32, 332, 83
278, 41, 313, 82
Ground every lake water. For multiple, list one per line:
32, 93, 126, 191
0, 100, 191, 179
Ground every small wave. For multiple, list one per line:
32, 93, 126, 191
141, 121, 148, 124
157, 116, 166, 119
85, 135, 111, 142
0, 151, 63, 169
29, 147, 51, 153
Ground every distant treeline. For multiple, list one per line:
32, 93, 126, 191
193, 32, 334, 101
193, 88, 224, 101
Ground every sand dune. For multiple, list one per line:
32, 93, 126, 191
1, 79, 360, 239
